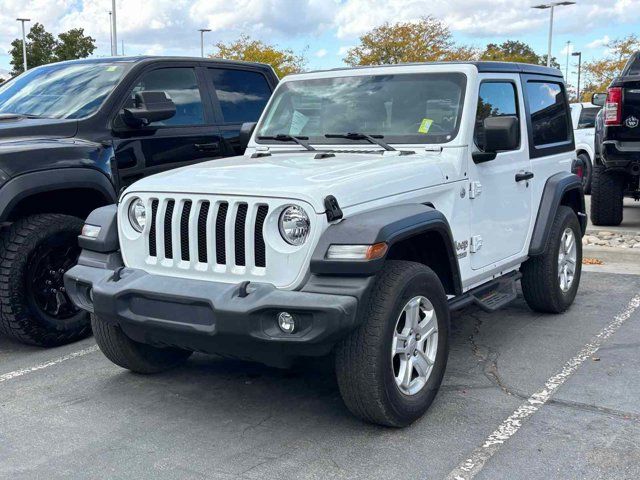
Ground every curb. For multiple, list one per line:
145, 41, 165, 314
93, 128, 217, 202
583, 245, 640, 263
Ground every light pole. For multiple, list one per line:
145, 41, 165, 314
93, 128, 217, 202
16, 18, 30, 72
198, 29, 211, 58
111, 0, 118, 56
565, 40, 571, 79
532, 2, 576, 67
572, 51, 582, 101
108, 11, 113, 54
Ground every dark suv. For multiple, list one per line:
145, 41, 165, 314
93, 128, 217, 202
0, 56, 278, 346
591, 51, 640, 225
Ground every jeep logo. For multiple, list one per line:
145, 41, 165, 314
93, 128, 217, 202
625, 116, 639, 128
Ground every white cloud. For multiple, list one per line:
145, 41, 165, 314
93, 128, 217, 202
587, 35, 610, 49
337, 46, 353, 56
315, 48, 328, 58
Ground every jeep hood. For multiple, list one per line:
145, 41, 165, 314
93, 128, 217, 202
124, 151, 452, 213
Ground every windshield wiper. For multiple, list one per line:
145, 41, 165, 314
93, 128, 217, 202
325, 132, 396, 151
258, 134, 316, 151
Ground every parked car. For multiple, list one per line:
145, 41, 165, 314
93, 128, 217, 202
65, 61, 585, 427
570, 102, 601, 193
591, 51, 640, 225
0, 56, 278, 347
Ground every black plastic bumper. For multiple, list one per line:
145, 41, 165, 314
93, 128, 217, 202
64, 262, 365, 365
602, 141, 640, 173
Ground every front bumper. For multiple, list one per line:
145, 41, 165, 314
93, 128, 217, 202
64, 262, 363, 365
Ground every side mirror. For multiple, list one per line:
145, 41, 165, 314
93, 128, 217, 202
239, 122, 257, 152
592, 93, 607, 107
122, 91, 176, 128
473, 116, 519, 163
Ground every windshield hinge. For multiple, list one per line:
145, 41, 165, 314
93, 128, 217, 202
324, 195, 343, 222
424, 146, 443, 154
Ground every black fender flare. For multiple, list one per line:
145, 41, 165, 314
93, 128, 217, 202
0, 168, 117, 223
529, 172, 586, 256
310, 203, 462, 294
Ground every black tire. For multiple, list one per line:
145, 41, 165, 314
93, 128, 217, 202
576, 152, 593, 194
0, 214, 91, 347
92, 314, 192, 374
590, 164, 624, 226
521, 206, 582, 314
335, 261, 449, 427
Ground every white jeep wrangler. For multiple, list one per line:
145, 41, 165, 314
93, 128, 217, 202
65, 62, 585, 427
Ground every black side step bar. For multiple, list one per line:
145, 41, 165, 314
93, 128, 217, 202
448, 271, 521, 313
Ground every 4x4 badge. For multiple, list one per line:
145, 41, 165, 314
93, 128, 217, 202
625, 116, 639, 128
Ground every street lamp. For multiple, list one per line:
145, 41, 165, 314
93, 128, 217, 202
532, 2, 576, 67
111, 0, 118, 56
108, 11, 113, 54
198, 29, 212, 58
16, 18, 30, 72
572, 51, 582, 101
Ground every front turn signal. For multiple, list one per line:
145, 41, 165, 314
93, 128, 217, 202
326, 242, 388, 261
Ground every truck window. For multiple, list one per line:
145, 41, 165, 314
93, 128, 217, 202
526, 81, 571, 147
577, 107, 600, 129
209, 69, 272, 123
131, 68, 204, 126
474, 82, 519, 151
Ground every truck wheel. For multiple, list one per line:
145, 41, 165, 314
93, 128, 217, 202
575, 153, 593, 194
590, 164, 624, 226
0, 214, 91, 346
521, 206, 582, 314
335, 261, 449, 427
92, 314, 193, 374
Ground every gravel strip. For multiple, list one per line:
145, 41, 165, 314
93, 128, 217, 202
583, 230, 640, 249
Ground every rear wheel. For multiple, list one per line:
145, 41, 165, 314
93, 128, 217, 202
92, 314, 193, 374
574, 152, 593, 194
590, 164, 624, 226
0, 214, 91, 346
521, 206, 582, 313
335, 261, 449, 427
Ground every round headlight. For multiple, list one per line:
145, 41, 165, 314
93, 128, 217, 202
128, 198, 146, 233
279, 205, 310, 246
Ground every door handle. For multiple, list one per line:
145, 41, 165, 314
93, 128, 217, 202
194, 142, 220, 153
515, 171, 534, 182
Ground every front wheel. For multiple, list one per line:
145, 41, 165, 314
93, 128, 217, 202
335, 261, 449, 427
521, 206, 582, 313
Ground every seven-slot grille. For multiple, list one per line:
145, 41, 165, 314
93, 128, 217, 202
147, 197, 269, 270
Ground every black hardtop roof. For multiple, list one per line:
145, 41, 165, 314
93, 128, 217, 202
304, 61, 564, 78
48, 55, 274, 71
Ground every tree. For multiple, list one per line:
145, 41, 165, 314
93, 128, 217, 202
481, 41, 540, 64
582, 34, 640, 101
343, 16, 477, 66
55, 28, 96, 62
9, 23, 96, 75
212, 35, 306, 78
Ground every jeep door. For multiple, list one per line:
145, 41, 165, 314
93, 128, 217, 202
468, 76, 533, 270
204, 67, 274, 155
112, 65, 225, 187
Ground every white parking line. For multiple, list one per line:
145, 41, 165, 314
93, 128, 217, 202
446, 293, 640, 480
0, 345, 99, 384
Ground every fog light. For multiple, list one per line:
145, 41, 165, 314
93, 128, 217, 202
277, 311, 295, 334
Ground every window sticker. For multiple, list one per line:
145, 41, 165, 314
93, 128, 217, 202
106, 66, 119, 72
290, 110, 309, 135
418, 118, 433, 134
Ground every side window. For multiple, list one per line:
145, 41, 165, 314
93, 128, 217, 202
526, 81, 571, 146
474, 82, 519, 151
209, 68, 272, 123
578, 107, 601, 129
131, 68, 204, 126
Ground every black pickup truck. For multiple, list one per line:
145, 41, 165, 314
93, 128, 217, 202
0, 56, 278, 346
591, 51, 640, 225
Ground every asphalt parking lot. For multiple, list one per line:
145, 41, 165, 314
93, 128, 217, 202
1, 270, 639, 480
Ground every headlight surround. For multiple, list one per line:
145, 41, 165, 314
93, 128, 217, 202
279, 205, 310, 246
128, 197, 147, 233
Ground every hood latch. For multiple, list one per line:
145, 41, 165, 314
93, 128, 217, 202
324, 195, 343, 222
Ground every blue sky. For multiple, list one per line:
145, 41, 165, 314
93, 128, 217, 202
1, 0, 639, 91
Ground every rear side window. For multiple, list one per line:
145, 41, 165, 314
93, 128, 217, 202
131, 68, 204, 126
577, 107, 601, 129
474, 82, 519, 151
209, 69, 272, 123
526, 81, 571, 147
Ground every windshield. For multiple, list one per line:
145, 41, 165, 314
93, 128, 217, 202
0, 62, 130, 119
256, 72, 467, 145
